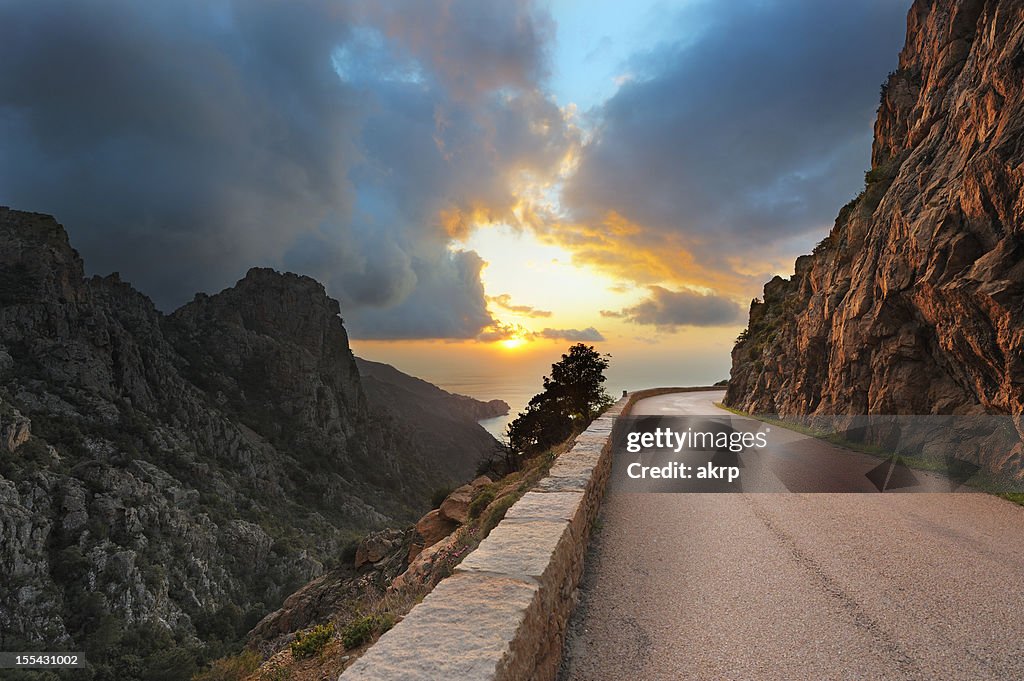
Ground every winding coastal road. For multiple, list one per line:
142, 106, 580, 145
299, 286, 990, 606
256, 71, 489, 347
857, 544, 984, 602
559, 390, 1024, 680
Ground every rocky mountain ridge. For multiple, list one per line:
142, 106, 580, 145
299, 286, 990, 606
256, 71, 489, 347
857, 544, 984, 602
727, 0, 1024, 431
357, 357, 508, 422
0, 206, 502, 677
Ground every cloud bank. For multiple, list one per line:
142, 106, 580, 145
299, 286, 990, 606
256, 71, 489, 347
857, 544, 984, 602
0, 0, 574, 339
476, 322, 605, 343
557, 0, 908, 295
604, 286, 741, 329
0, 0, 910, 338
538, 327, 605, 342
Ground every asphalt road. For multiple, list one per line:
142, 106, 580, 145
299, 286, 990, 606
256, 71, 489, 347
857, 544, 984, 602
559, 391, 1024, 680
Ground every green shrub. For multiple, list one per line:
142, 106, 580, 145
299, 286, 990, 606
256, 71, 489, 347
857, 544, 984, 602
341, 614, 394, 650
481, 494, 517, 532
430, 487, 453, 509
1000, 493, 1024, 507
289, 623, 335, 660
262, 666, 292, 681
192, 650, 262, 681
468, 488, 495, 519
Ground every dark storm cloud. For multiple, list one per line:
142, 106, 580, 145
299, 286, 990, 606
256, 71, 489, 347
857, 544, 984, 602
338, 250, 494, 340
0, 0, 572, 339
561, 0, 909, 282
614, 286, 741, 328
537, 327, 605, 342
352, 0, 554, 99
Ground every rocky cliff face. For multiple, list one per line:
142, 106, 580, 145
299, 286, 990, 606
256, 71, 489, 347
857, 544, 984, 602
727, 0, 1024, 424
357, 357, 509, 422
356, 357, 508, 480
0, 207, 501, 677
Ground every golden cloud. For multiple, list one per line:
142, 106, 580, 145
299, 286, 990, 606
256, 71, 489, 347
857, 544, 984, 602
487, 293, 553, 318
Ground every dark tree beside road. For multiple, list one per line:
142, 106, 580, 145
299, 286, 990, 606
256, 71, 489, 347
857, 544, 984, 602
506, 344, 613, 457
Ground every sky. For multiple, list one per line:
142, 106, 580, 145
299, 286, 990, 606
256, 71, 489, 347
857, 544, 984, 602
0, 0, 910, 408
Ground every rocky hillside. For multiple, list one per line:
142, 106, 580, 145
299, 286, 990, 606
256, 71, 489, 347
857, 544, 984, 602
357, 357, 508, 423
0, 207, 502, 678
356, 357, 508, 481
727, 0, 1024, 424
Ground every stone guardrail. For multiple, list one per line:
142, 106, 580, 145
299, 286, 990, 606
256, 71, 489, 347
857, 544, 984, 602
341, 394, 631, 681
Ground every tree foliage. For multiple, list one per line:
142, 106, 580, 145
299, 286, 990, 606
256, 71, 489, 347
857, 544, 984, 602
506, 344, 612, 457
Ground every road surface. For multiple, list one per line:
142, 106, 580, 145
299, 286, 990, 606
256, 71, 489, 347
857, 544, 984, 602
559, 390, 1024, 680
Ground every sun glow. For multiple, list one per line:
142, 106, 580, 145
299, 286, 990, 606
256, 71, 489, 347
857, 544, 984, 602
499, 337, 528, 350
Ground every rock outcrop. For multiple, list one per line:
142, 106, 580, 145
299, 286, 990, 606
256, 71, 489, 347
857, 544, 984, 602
414, 509, 459, 550
357, 358, 508, 421
727, 0, 1024, 432
246, 527, 417, 650
355, 358, 508, 483
0, 207, 503, 674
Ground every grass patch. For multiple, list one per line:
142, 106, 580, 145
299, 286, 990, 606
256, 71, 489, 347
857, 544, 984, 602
999, 493, 1024, 507
341, 614, 394, 649
192, 650, 262, 681
289, 623, 335, 660
468, 487, 496, 519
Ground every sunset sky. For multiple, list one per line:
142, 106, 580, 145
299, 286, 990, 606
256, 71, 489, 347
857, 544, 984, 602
0, 0, 908, 405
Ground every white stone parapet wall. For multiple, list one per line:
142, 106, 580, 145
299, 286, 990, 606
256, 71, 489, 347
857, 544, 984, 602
341, 395, 629, 681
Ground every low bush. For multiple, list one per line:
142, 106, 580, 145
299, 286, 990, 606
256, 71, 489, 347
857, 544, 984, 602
192, 650, 261, 681
290, 623, 335, 660
481, 494, 517, 532
430, 487, 453, 509
468, 488, 495, 519
341, 614, 394, 650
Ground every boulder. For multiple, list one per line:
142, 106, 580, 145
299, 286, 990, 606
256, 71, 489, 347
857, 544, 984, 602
390, 532, 461, 593
414, 509, 457, 549
438, 484, 475, 524
354, 528, 405, 569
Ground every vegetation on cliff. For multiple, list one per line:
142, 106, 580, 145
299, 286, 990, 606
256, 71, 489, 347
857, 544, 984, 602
0, 207, 504, 679
208, 345, 611, 680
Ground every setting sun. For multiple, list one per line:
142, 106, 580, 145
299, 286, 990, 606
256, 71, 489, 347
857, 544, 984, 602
500, 337, 528, 350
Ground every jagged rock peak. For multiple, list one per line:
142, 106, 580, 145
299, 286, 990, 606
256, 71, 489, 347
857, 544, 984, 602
0, 204, 504, 668
0, 206, 86, 303
174, 266, 348, 354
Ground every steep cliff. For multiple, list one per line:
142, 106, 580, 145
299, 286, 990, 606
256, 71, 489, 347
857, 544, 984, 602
727, 0, 1024, 423
357, 357, 509, 423
356, 357, 508, 480
0, 207, 501, 677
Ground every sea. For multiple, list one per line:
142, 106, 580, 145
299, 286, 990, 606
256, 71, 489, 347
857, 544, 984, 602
434, 373, 538, 439
433, 367, 684, 439
351, 340, 732, 440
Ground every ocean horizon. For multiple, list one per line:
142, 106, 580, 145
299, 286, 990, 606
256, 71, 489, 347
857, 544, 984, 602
436, 372, 721, 440
351, 338, 732, 440
433, 374, 538, 439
